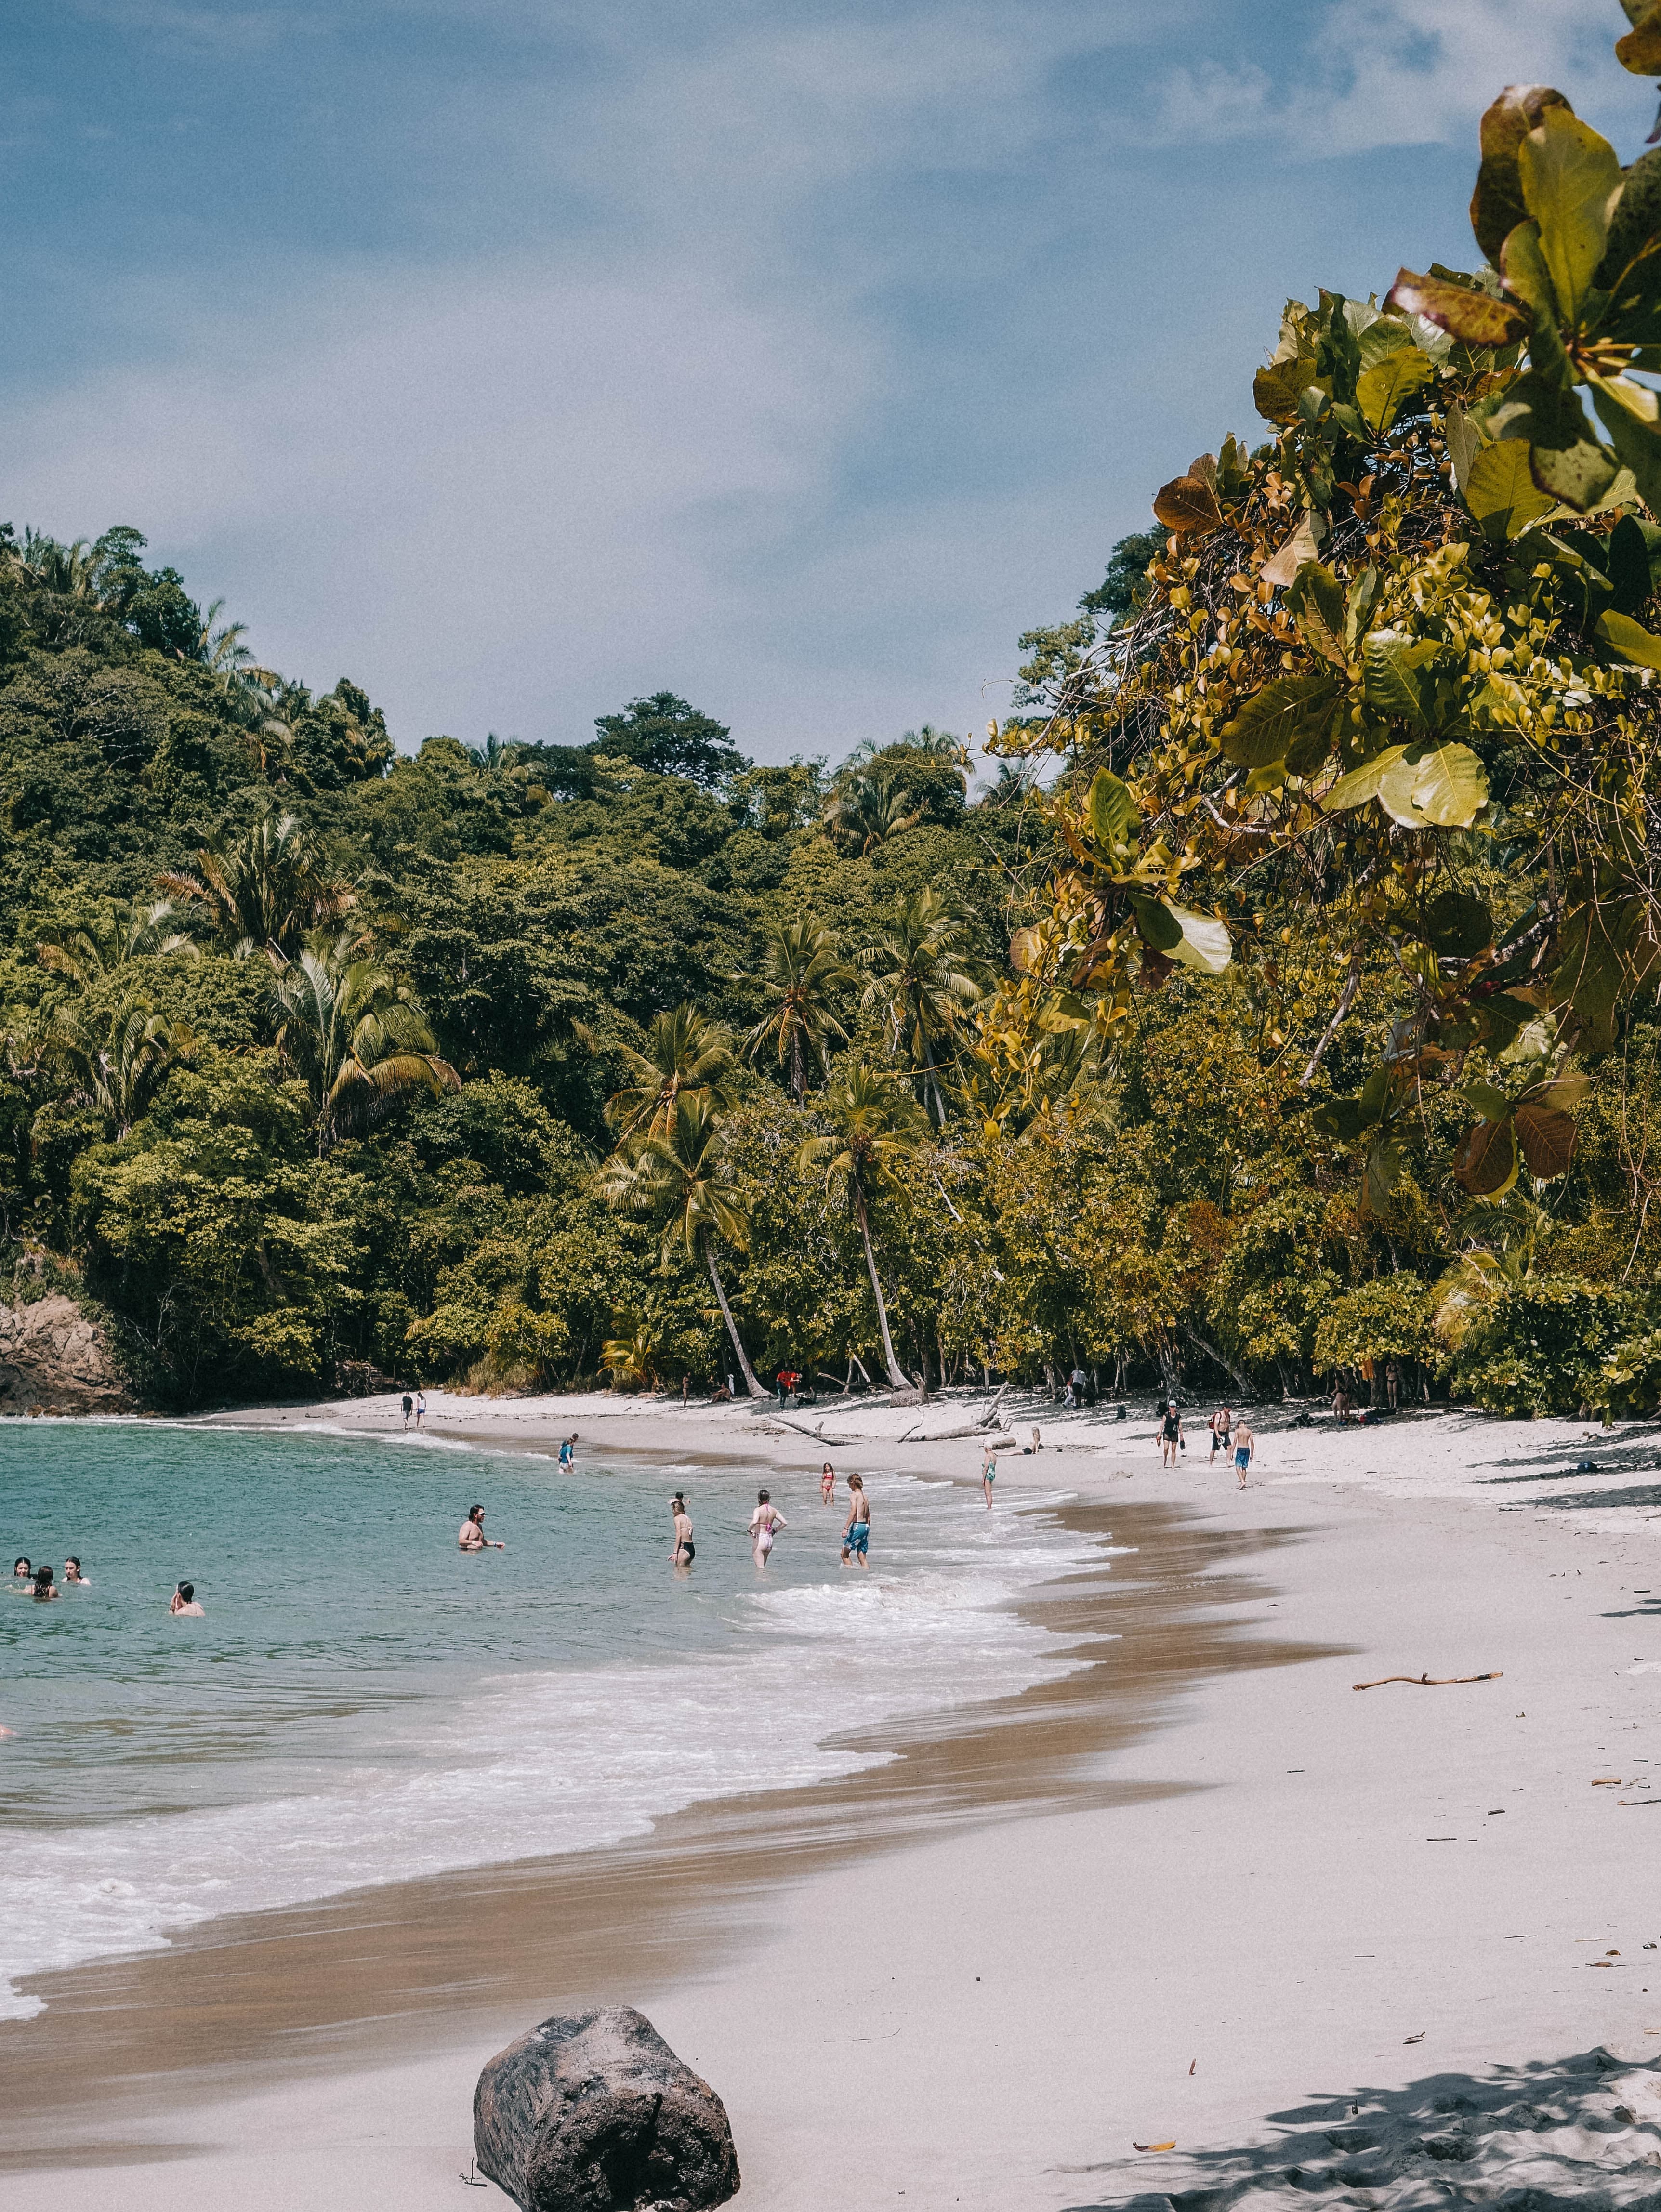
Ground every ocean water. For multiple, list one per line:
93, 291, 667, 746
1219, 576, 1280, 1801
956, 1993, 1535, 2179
0, 1418, 1102, 2019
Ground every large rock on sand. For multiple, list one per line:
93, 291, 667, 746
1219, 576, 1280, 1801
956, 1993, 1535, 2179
474, 2007, 740, 2212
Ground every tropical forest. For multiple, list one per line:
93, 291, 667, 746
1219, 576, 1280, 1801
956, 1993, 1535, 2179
9, 16, 1661, 1421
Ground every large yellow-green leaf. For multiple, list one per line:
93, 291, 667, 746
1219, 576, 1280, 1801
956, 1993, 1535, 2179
1166, 905, 1232, 975
1252, 357, 1317, 426
1376, 743, 1490, 829
1595, 606, 1661, 671
1356, 347, 1434, 434
1617, 1, 1661, 73
1384, 269, 1530, 348
1323, 745, 1408, 813
1220, 670, 1342, 768
1590, 375, 1661, 517
1469, 85, 1572, 264
1285, 561, 1347, 667
1361, 631, 1443, 724
1517, 108, 1623, 327
1595, 146, 1661, 346
1463, 438, 1557, 538
1087, 768, 1139, 856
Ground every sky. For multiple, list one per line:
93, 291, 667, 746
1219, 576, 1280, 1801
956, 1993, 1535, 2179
1, 0, 1655, 768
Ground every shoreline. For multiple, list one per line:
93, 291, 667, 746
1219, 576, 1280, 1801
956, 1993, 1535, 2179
2, 1394, 1660, 2206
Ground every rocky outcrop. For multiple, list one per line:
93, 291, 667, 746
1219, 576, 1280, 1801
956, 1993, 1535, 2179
474, 2007, 740, 2212
0, 1295, 135, 1415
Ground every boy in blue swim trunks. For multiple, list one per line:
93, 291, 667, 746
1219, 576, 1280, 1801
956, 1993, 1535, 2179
1232, 1419, 1254, 1488
840, 1474, 870, 1568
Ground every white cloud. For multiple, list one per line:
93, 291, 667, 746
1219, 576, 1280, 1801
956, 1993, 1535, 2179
1153, 0, 1642, 156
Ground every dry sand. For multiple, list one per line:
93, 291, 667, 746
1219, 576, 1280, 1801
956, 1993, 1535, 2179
3, 1387, 1661, 2210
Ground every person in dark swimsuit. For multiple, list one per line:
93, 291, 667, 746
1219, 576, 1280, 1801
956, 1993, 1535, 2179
671, 1495, 695, 1569
1160, 1402, 1184, 1467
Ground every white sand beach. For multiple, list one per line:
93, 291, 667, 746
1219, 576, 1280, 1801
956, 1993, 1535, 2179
3, 1388, 1660, 2210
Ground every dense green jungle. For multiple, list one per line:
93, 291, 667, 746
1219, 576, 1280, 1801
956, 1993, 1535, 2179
11, 14, 1661, 1419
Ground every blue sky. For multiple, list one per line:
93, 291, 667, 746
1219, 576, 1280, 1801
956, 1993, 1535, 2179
1, 0, 1653, 766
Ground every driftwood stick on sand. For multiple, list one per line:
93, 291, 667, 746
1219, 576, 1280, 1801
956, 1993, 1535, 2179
1352, 1670, 1503, 1691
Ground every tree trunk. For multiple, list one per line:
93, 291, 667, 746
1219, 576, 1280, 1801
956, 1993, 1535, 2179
791, 1024, 804, 1101
853, 1180, 910, 1388
1183, 1325, 1254, 1398
703, 1240, 765, 1397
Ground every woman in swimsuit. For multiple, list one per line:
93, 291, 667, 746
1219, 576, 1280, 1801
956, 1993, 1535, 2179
840, 1475, 870, 1569
32, 1565, 59, 1602
749, 1488, 787, 1567
671, 1495, 695, 1570
820, 1462, 835, 1505
981, 1442, 997, 1509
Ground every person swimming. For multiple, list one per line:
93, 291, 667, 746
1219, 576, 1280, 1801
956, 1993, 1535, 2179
11, 1557, 32, 1592
459, 1505, 505, 1552
749, 1488, 787, 1567
169, 1581, 204, 1616
32, 1565, 59, 1602
62, 1556, 87, 1586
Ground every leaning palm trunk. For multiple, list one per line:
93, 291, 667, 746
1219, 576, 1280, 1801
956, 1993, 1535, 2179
852, 1181, 911, 1389
703, 1238, 765, 1397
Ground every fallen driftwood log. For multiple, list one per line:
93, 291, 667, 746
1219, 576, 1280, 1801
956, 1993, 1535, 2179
475, 2005, 740, 2212
1352, 1670, 1503, 1690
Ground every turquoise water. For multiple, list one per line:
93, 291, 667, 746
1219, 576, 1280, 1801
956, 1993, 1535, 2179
0, 1418, 1093, 2017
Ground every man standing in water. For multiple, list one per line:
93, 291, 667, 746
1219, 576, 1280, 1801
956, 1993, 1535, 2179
459, 1506, 505, 1551
841, 1474, 870, 1568
169, 1581, 204, 1615
671, 1494, 695, 1570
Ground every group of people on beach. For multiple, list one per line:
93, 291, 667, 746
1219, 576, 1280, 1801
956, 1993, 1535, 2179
1156, 1404, 1256, 1486
10, 1556, 203, 1610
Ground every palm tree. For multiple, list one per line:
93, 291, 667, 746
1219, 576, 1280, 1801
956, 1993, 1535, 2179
597, 1093, 765, 1396
820, 771, 923, 855
463, 733, 525, 776
37, 900, 198, 988
49, 996, 194, 1138
859, 888, 987, 1126
600, 1004, 739, 1141
159, 810, 356, 963
272, 930, 460, 1154
600, 1314, 663, 1391
798, 1062, 928, 1389
745, 918, 854, 1100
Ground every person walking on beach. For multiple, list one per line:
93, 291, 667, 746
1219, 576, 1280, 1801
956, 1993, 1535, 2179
415, 1389, 427, 1431
1160, 1401, 1184, 1466
749, 1489, 787, 1567
1232, 1418, 1255, 1488
841, 1474, 870, 1568
980, 1439, 997, 1509
671, 1494, 695, 1570
401, 1393, 413, 1431
459, 1505, 505, 1552
558, 1434, 578, 1472
820, 1462, 836, 1505
1208, 1405, 1233, 1466
169, 1581, 204, 1615
32, 1565, 59, 1603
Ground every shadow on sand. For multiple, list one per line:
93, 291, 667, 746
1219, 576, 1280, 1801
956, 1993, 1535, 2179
1057, 2046, 1661, 2212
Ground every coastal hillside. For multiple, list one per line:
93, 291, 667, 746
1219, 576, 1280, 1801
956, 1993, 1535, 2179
7, 43, 1661, 1414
